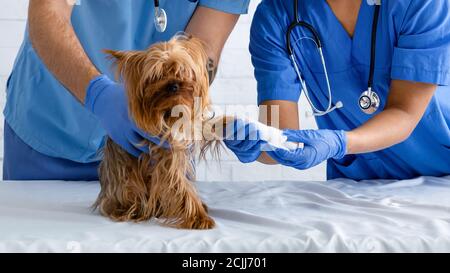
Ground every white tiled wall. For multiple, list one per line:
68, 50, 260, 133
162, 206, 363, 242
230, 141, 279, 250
0, 0, 326, 181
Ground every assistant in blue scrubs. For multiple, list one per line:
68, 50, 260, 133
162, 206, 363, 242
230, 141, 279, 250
3, 0, 249, 180
250, 0, 450, 180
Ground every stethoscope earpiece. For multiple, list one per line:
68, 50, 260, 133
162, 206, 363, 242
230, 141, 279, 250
306, 101, 344, 117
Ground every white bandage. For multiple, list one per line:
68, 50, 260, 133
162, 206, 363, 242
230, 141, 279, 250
249, 119, 303, 151
218, 113, 303, 151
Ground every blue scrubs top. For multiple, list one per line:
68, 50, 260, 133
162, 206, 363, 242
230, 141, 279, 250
4, 0, 249, 164
250, 0, 450, 180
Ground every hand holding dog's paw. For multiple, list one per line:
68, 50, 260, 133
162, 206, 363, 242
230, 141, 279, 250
267, 129, 347, 170
223, 119, 266, 163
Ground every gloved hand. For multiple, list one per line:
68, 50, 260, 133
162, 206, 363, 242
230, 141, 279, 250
267, 129, 347, 170
85, 75, 166, 157
223, 119, 267, 163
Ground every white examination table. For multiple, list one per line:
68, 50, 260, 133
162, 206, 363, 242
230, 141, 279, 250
0, 176, 450, 253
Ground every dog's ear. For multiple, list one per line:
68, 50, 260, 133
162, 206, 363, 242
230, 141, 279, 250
103, 49, 128, 62
103, 49, 146, 84
103, 49, 144, 68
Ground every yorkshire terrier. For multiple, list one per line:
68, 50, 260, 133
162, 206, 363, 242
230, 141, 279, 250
93, 34, 226, 229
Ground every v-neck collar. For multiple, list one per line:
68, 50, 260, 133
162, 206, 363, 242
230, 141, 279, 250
293, 0, 376, 72
322, 0, 366, 43
316, 0, 372, 67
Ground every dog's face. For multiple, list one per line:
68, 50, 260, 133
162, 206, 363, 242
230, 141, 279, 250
106, 34, 210, 143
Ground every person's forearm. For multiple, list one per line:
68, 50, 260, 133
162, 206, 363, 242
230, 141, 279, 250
346, 108, 420, 154
258, 152, 278, 164
185, 6, 239, 84
28, 0, 100, 102
347, 80, 436, 155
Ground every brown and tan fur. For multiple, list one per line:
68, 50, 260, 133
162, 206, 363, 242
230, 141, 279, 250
93, 35, 230, 229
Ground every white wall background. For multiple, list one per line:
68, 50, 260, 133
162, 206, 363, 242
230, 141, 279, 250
0, 0, 326, 181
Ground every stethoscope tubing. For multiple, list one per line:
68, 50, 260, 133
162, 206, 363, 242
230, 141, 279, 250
287, 0, 381, 116
286, 0, 340, 116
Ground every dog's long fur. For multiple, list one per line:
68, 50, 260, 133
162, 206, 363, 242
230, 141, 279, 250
93, 35, 227, 229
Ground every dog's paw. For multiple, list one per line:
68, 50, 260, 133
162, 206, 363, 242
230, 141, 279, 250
192, 216, 216, 230
179, 215, 215, 230
202, 203, 209, 213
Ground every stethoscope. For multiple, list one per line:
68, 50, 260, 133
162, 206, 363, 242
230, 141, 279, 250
286, 0, 381, 116
153, 0, 198, 33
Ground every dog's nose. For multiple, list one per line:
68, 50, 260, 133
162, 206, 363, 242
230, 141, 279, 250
166, 83, 179, 94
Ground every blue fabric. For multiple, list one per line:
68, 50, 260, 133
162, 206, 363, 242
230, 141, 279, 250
3, 122, 99, 181
250, 0, 450, 180
4, 0, 249, 166
199, 0, 249, 14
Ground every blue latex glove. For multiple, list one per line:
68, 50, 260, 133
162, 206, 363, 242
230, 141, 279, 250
223, 119, 267, 163
85, 75, 166, 157
267, 129, 347, 170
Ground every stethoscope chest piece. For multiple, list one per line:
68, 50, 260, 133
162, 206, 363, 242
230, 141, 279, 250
359, 88, 380, 114
153, 1, 198, 33
154, 6, 167, 32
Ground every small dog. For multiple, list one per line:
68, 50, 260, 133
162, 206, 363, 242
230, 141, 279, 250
94, 34, 225, 229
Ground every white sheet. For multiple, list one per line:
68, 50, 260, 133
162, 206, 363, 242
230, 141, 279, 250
0, 176, 450, 253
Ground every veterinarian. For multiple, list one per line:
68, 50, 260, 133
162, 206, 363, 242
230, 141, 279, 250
225, 0, 450, 180
3, 0, 250, 180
